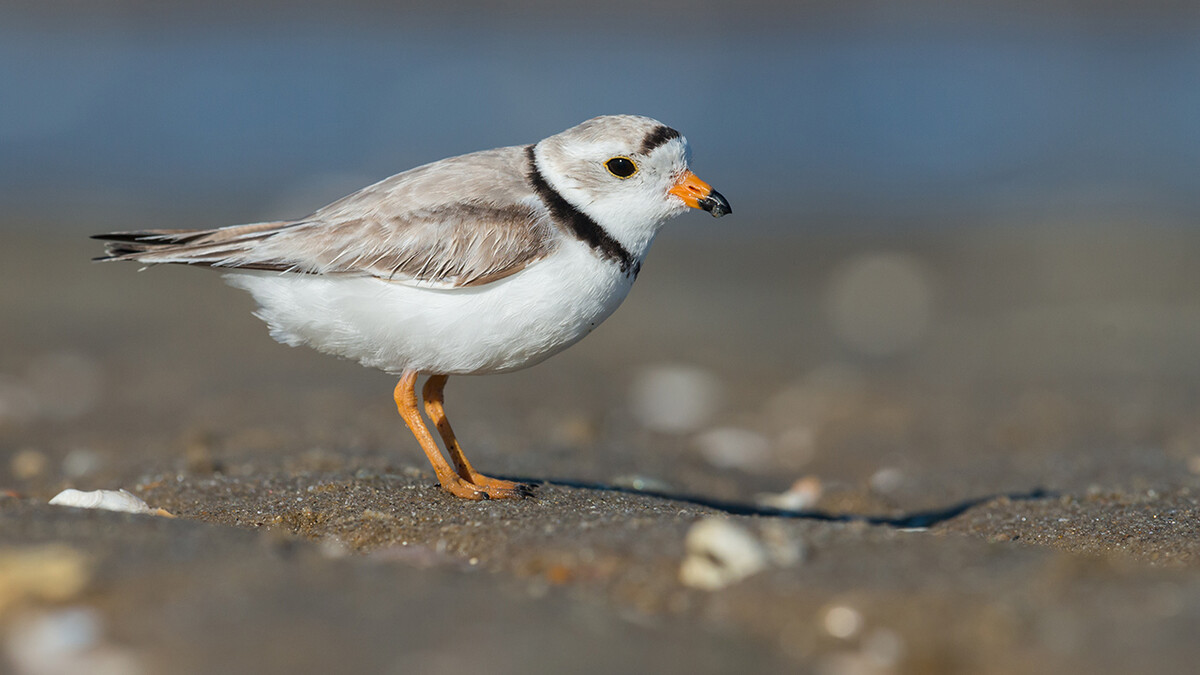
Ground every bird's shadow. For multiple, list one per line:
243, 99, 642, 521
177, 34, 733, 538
504, 476, 1053, 529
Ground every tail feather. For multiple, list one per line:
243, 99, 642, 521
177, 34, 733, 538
90, 229, 213, 246
91, 221, 302, 268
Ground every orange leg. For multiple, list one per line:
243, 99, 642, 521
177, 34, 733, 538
422, 374, 534, 499
393, 372, 532, 500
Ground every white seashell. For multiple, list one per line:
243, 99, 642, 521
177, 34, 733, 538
679, 517, 769, 591
756, 475, 824, 512
48, 489, 154, 515
694, 427, 772, 471
823, 604, 865, 639
630, 364, 721, 434
6, 608, 147, 675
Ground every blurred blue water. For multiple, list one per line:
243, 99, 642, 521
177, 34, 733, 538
3, 6, 1199, 229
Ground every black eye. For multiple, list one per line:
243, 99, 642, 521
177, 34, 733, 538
604, 156, 638, 179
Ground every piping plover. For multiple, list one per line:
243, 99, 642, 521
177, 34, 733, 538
94, 115, 730, 500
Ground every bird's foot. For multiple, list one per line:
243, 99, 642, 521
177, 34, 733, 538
440, 474, 537, 500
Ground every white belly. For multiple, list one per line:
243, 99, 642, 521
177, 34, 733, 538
224, 242, 636, 375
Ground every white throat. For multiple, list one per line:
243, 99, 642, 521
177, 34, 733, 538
531, 144, 668, 266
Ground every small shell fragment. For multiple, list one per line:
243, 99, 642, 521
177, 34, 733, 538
48, 489, 171, 517
823, 604, 865, 639
756, 475, 823, 512
679, 517, 769, 590
630, 364, 721, 434
694, 427, 772, 471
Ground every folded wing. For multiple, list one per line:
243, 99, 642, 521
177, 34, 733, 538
93, 145, 557, 288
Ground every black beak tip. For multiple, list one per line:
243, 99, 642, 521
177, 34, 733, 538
699, 189, 731, 218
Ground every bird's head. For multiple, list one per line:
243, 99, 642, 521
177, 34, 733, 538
533, 115, 730, 257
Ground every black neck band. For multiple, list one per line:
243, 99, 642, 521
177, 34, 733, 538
526, 144, 635, 275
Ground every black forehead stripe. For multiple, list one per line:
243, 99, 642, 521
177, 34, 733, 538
525, 144, 635, 275
639, 125, 681, 154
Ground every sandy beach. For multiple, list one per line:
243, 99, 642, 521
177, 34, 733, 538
2, 224, 1199, 673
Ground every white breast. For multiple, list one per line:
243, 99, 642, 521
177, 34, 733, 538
225, 240, 636, 375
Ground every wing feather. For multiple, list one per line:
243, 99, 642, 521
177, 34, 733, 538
93, 145, 558, 288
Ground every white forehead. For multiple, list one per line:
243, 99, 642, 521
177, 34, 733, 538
548, 115, 691, 162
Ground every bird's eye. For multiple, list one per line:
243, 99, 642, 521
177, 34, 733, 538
604, 156, 638, 179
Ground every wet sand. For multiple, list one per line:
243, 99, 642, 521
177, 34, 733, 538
3, 224, 1200, 674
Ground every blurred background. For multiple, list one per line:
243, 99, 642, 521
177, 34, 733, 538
3, 0, 1200, 496
4, 0, 1199, 231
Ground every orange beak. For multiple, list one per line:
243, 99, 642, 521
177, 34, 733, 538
669, 171, 731, 217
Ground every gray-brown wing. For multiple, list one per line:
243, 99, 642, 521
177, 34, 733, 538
93, 145, 558, 287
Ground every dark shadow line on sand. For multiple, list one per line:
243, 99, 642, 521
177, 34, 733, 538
500, 476, 1053, 529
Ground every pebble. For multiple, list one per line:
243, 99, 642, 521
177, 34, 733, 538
11, 448, 48, 480
823, 604, 865, 639
756, 476, 823, 512
679, 517, 768, 590
869, 467, 905, 494
694, 427, 772, 471
630, 364, 721, 434
0, 545, 91, 616
610, 475, 674, 493
5, 608, 145, 675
